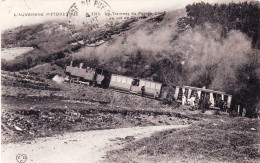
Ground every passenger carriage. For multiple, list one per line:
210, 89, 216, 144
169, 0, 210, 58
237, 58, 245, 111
109, 74, 163, 98
174, 85, 232, 110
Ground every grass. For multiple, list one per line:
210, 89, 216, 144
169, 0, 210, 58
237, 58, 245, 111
106, 115, 260, 162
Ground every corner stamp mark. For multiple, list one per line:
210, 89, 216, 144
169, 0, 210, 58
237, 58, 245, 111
67, 0, 112, 47
16, 154, 27, 163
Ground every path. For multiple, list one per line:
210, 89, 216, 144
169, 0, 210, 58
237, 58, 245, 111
2, 125, 189, 163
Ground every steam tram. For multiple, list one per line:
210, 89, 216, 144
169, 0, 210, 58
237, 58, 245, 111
173, 86, 232, 110
65, 61, 232, 110
65, 61, 106, 86
65, 61, 166, 99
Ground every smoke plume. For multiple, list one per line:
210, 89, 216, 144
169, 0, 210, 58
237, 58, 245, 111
175, 24, 253, 94
72, 12, 258, 99
72, 10, 184, 61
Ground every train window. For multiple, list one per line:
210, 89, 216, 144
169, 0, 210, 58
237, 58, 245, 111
224, 95, 228, 101
111, 76, 116, 82
145, 82, 151, 88
116, 76, 121, 82
127, 78, 132, 84
122, 77, 126, 83
151, 83, 155, 88
156, 84, 161, 90
140, 80, 145, 87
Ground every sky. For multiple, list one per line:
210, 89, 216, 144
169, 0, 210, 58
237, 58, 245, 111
0, 0, 256, 31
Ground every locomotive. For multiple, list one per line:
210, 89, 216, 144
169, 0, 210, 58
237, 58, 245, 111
65, 61, 168, 100
65, 61, 232, 110
65, 61, 107, 86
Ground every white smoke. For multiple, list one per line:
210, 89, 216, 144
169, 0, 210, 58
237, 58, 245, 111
52, 75, 65, 84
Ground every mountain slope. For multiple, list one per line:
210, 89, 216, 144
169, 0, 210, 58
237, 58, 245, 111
1, 2, 260, 116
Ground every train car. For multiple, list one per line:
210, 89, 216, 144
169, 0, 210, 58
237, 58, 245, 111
109, 74, 133, 91
174, 85, 232, 110
137, 79, 162, 98
108, 75, 163, 99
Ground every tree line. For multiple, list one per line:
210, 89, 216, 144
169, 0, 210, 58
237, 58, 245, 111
185, 2, 260, 49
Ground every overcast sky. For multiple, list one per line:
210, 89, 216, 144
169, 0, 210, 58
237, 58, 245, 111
0, 0, 256, 31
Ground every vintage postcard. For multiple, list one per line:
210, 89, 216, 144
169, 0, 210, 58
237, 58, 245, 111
1, 0, 260, 162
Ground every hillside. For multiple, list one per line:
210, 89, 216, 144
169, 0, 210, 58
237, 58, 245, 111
106, 115, 260, 162
1, 2, 260, 116
1, 2, 260, 163
68, 3, 260, 117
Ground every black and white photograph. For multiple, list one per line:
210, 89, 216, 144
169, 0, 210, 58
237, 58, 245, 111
1, 0, 260, 162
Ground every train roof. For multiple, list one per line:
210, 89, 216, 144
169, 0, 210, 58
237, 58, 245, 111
111, 74, 162, 85
139, 78, 162, 85
178, 85, 231, 96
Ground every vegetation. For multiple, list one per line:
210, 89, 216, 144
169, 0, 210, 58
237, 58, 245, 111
186, 2, 260, 49
182, 2, 260, 117
1, 22, 73, 71
107, 116, 260, 162
1, 2, 259, 117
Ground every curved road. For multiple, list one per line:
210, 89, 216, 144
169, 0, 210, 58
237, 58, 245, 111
2, 125, 189, 163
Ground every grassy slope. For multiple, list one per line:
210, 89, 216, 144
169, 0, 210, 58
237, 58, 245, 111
72, 9, 186, 72
1, 10, 182, 72
107, 115, 260, 162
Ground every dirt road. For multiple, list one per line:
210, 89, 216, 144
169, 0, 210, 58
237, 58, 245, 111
2, 125, 189, 163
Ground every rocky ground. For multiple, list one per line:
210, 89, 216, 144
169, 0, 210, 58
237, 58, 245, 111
2, 69, 259, 163
1, 70, 194, 144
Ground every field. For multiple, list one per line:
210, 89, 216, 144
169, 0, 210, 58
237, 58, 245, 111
1, 47, 34, 61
